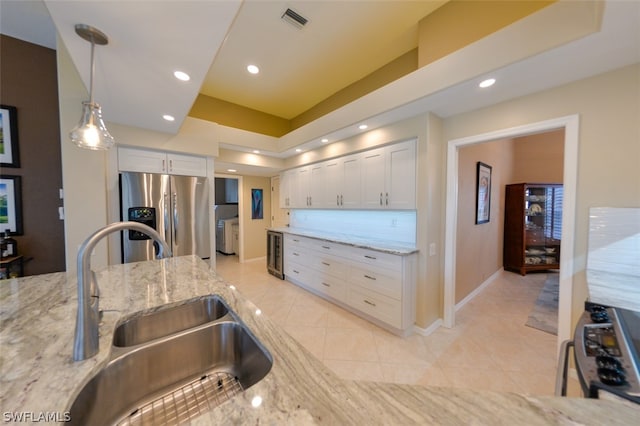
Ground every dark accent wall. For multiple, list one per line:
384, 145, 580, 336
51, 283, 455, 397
0, 35, 65, 275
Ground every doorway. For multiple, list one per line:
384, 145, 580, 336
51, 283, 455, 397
443, 115, 579, 350
214, 174, 243, 264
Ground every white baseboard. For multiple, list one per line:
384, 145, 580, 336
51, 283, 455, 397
455, 268, 504, 312
413, 318, 443, 337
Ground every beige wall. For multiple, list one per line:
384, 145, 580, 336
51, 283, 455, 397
456, 139, 515, 302
455, 130, 565, 303
512, 131, 564, 183
241, 175, 272, 261
444, 63, 640, 327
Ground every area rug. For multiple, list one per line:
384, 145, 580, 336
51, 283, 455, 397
525, 273, 559, 335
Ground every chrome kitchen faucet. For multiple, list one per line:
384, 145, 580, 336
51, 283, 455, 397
73, 221, 172, 361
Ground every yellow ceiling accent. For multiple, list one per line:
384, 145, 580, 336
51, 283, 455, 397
189, 0, 556, 137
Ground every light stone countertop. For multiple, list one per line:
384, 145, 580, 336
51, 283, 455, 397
1, 255, 638, 424
268, 226, 418, 255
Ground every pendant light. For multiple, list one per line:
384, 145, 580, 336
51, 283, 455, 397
69, 24, 114, 150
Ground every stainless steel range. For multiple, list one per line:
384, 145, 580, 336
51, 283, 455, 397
557, 301, 640, 404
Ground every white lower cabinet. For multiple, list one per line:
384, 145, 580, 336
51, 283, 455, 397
283, 234, 416, 334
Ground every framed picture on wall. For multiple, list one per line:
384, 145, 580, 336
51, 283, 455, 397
475, 162, 492, 224
0, 105, 20, 168
251, 188, 263, 220
0, 175, 24, 235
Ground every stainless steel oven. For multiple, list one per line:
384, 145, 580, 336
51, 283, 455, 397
556, 302, 640, 404
267, 230, 284, 279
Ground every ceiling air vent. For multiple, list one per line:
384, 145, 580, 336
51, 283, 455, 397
281, 8, 308, 29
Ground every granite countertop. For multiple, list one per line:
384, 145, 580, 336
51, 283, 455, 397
1, 256, 638, 424
269, 226, 418, 255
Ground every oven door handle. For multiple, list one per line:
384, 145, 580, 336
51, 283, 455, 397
588, 381, 640, 405
555, 339, 574, 397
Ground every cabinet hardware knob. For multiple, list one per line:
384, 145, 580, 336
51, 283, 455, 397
386, 192, 389, 206
322, 262, 330, 266
364, 299, 376, 307
322, 282, 330, 287
340, 195, 343, 206
364, 255, 376, 260
364, 274, 377, 280
380, 192, 383, 205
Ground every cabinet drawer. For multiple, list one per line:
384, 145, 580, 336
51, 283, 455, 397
312, 253, 348, 278
285, 246, 312, 264
348, 247, 402, 272
347, 286, 402, 329
308, 239, 349, 257
349, 265, 402, 300
310, 274, 347, 301
284, 261, 313, 283
284, 234, 318, 251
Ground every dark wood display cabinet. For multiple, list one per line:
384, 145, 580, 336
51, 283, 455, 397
504, 183, 563, 275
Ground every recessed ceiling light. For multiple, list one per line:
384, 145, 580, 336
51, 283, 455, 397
479, 78, 496, 88
321, 138, 329, 143
247, 64, 260, 74
173, 71, 190, 81
227, 169, 237, 173
295, 148, 302, 153
162, 114, 175, 121
358, 124, 368, 130
252, 150, 260, 154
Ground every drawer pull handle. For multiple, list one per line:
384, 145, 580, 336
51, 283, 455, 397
322, 282, 331, 287
322, 246, 331, 250
364, 299, 377, 307
364, 255, 377, 260
293, 239, 300, 242
293, 270, 299, 274
322, 262, 330, 266
364, 274, 377, 281
293, 253, 299, 256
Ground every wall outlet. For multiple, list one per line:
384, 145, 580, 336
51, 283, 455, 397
391, 218, 398, 227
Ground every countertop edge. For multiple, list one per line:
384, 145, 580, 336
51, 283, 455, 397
268, 227, 418, 255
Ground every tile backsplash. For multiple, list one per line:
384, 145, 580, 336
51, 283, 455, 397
586, 207, 640, 311
290, 209, 416, 246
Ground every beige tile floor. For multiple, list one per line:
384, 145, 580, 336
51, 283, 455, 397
214, 254, 582, 397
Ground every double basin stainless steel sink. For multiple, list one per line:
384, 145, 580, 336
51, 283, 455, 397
68, 295, 273, 425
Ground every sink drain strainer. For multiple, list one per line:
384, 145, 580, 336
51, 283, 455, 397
117, 371, 243, 425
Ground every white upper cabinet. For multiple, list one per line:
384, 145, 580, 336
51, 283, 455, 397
341, 154, 362, 208
361, 140, 416, 209
278, 139, 416, 210
279, 169, 294, 208
325, 154, 362, 208
118, 147, 207, 177
361, 147, 387, 208
385, 140, 416, 209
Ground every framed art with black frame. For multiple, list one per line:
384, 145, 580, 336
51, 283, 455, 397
0, 175, 23, 235
0, 105, 20, 168
475, 162, 492, 225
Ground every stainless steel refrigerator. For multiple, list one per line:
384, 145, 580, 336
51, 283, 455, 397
120, 171, 210, 263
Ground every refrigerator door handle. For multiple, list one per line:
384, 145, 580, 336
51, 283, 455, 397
163, 192, 170, 246
173, 192, 178, 247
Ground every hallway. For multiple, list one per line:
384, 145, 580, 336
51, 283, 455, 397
214, 254, 580, 396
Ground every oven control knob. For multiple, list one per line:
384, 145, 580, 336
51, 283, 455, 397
590, 310, 610, 323
596, 355, 623, 371
597, 367, 626, 386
